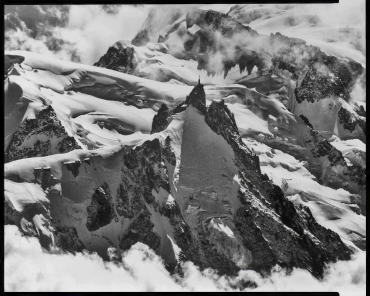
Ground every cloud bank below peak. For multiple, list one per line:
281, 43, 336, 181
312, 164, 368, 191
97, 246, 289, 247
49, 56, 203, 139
4, 225, 365, 295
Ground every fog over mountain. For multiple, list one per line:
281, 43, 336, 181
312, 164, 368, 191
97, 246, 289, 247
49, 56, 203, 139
4, 2, 366, 294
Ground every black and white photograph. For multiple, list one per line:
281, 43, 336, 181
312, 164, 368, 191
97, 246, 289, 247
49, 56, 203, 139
4, 1, 366, 294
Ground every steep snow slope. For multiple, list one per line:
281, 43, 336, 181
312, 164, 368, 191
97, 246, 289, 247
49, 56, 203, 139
4, 5, 366, 291
5, 50, 294, 153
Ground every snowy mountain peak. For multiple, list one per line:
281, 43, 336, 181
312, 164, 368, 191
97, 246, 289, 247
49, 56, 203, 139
4, 3, 366, 293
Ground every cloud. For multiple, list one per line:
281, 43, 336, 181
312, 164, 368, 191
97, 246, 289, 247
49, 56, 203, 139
4, 225, 366, 295
4, 225, 183, 292
350, 72, 366, 102
5, 27, 81, 63
5, 2, 365, 66
5, 5, 150, 65
56, 5, 150, 64
298, 0, 365, 29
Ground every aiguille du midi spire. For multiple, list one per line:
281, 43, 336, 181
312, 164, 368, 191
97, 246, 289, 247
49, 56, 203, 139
185, 75, 206, 114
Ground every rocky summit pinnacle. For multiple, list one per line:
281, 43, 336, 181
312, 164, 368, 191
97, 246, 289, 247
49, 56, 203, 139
185, 82, 206, 114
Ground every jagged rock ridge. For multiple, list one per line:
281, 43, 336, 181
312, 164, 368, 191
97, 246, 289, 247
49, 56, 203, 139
152, 84, 353, 277
94, 41, 138, 74
5, 84, 356, 280
5, 105, 81, 162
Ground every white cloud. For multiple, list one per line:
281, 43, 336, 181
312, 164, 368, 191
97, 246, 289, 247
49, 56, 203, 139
5, 2, 366, 66
299, 0, 365, 29
5, 5, 150, 65
50, 5, 151, 65
4, 225, 183, 292
350, 74, 366, 102
5, 29, 78, 62
4, 225, 366, 295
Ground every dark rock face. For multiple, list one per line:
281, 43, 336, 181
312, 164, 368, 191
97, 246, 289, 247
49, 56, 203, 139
355, 105, 366, 117
65, 160, 81, 178
122, 138, 171, 195
161, 192, 241, 277
147, 84, 356, 278
94, 41, 138, 74
151, 102, 188, 134
205, 99, 353, 278
119, 209, 161, 251
296, 57, 360, 103
184, 82, 207, 114
184, 10, 263, 77
196, 232, 241, 276
34, 167, 57, 190
4, 54, 24, 77
86, 183, 115, 232
115, 138, 174, 252
299, 114, 314, 129
159, 200, 202, 269
297, 66, 340, 103
54, 226, 85, 253
5, 105, 81, 162
118, 129, 243, 275
151, 104, 172, 134
338, 107, 366, 135
115, 183, 134, 218
291, 120, 366, 215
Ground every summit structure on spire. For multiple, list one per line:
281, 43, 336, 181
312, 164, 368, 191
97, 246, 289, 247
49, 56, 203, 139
185, 80, 206, 114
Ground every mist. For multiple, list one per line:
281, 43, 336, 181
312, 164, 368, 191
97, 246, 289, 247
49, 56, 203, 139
5, 225, 365, 295
5, 5, 150, 65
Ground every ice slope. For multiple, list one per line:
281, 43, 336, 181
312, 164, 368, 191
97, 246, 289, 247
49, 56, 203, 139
5, 50, 294, 154
5, 50, 192, 152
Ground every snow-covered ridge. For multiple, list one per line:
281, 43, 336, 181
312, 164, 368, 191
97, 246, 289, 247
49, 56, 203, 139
4, 4, 366, 291
5, 49, 297, 153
